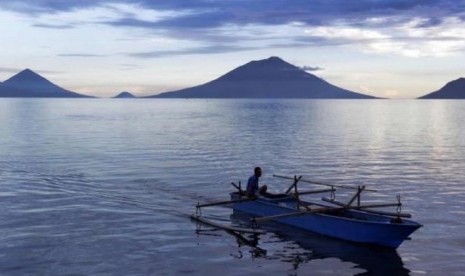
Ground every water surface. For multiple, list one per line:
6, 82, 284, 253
1, 99, 464, 275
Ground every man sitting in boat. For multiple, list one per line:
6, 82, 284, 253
246, 167, 268, 198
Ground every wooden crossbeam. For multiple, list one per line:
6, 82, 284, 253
346, 186, 365, 207
285, 175, 303, 194
231, 182, 245, 195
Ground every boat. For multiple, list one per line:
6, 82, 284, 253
229, 211, 410, 274
194, 174, 422, 249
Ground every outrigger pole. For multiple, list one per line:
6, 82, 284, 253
252, 202, 403, 222
273, 174, 378, 192
322, 197, 412, 218
195, 198, 254, 208
193, 181, 266, 234
191, 214, 266, 234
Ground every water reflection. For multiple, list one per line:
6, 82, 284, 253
195, 211, 409, 275
227, 230, 267, 259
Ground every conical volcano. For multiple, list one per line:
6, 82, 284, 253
151, 57, 376, 99
0, 69, 92, 97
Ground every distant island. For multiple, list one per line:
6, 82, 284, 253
418, 78, 465, 99
0, 69, 92, 98
113, 91, 136, 99
149, 56, 377, 99
1, 59, 464, 99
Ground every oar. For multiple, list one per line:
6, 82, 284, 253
273, 174, 377, 192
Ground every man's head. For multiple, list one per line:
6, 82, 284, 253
254, 167, 262, 177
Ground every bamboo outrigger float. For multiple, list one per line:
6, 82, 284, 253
193, 174, 422, 249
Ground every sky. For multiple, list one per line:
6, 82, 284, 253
0, 0, 464, 98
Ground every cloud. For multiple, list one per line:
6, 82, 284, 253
33, 23, 75, 29
0, 0, 110, 14
0, 67, 22, 74
3, 0, 464, 28
96, 0, 465, 33
2, 0, 465, 58
58, 53, 108, 57
383, 89, 401, 98
119, 63, 139, 69
0, 67, 64, 76
106, 1, 465, 58
127, 44, 256, 58
299, 15, 465, 57
301, 66, 323, 72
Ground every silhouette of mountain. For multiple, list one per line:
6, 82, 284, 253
0, 69, 92, 98
149, 57, 377, 99
418, 78, 465, 99
113, 91, 136, 98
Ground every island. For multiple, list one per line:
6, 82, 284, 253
0, 69, 92, 98
418, 78, 465, 99
148, 56, 377, 99
112, 91, 136, 99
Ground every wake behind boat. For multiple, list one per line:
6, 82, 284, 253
193, 174, 422, 249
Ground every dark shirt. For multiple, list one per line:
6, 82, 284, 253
247, 175, 259, 196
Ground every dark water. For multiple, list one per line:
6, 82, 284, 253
1, 99, 464, 275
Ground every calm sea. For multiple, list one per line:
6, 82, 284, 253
1, 99, 464, 275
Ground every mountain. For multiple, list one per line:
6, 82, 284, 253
0, 69, 92, 98
418, 78, 465, 99
149, 57, 377, 99
113, 91, 136, 98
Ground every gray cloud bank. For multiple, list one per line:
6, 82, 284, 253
3, 0, 465, 58
2, 0, 464, 30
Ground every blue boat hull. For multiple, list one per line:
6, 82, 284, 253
230, 193, 422, 248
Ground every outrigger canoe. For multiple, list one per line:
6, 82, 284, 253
195, 174, 422, 249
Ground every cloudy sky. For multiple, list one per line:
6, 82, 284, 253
1, 0, 464, 98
